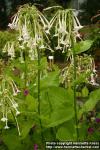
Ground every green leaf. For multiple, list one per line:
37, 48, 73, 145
25, 94, 37, 112
41, 87, 74, 113
40, 57, 48, 70
19, 116, 35, 139
79, 89, 100, 118
40, 69, 60, 89
56, 120, 76, 141
40, 87, 74, 127
74, 40, 93, 54
45, 107, 74, 128
78, 122, 87, 141
82, 86, 89, 97
1, 128, 33, 150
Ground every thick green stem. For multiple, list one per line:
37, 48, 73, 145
71, 37, 79, 141
37, 48, 44, 145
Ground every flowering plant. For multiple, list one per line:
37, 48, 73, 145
0, 4, 100, 150
0, 74, 20, 135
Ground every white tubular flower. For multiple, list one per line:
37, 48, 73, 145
18, 36, 23, 42
8, 14, 18, 30
3, 42, 15, 59
39, 45, 45, 49
22, 25, 30, 41
11, 80, 20, 94
60, 39, 67, 45
58, 26, 67, 34
29, 53, 35, 60
32, 41, 37, 46
55, 45, 62, 50
19, 51, 24, 63
8, 23, 17, 30
45, 29, 50, 34
53, 33, 59, 37
90, 73, 99, 86
36, 34, 42, 43
16, 110, 20, 116
10, 82, 18, 96
13, 103, 18, 109
4, 125, 9, 129
22, 18, 30, 41
1, 117, 7, 122
73, 11, 83, 31
19, 45, 25, 50
76, 32, 82, 40
4, 107, 9, 129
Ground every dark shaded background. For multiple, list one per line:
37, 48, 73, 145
0, 0, 100, 29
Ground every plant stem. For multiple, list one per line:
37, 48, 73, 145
23, 50, 27, 88
46, 91, 56, 140
37, 47, 44, 145
71, 36, 79, 141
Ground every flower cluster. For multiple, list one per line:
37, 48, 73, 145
8, 14, 18, 30
48, 9, 83, 53
3, 42, 15, 60
60, 55, 96, 88
0, 76, 21, 135
7, 4, 49, 62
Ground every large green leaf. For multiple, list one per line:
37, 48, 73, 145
40, 69, 60, 89
41, 87, 74, 108
18, 114, 36, 139
25, 94, 37, 112
1, 128, 33, 150
79, 89, 100, 118
40, 87, 74, 127
74, 40, 93, 54
56, 120, 76, 141
45, 106, 74, 128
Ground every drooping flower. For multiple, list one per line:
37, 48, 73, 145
8, 14, 18, 30
1, 117, 7, 122
10, 80, 20, 96
3, 107, 10, 130
55, 45, 62, 50
4, 125, 10, 130
90, 73, 99, 86
45, 29, 50, 34
8, 23, 17, 29
16, 110, 20, 116
3, 42, 15, 60
39, 45, 45, 49
22, 25, 30, 41
0, 76, 21, 135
